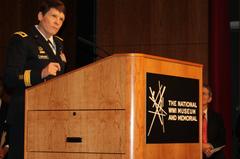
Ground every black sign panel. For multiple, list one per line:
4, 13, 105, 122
146, 73, 199, 143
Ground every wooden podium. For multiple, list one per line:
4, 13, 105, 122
24, 53, 203, 159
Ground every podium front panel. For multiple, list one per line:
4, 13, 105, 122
25, 54, 202, 159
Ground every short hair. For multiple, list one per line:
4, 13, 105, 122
38, 0, 66, 16
203, 83, 212, 97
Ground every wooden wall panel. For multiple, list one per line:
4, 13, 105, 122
97, 0, 208, 81
97, 0, 151, 46
150, 0, 208, 43
97, 0, 208, 44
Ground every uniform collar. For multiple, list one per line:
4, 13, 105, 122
35, 25, 54, 44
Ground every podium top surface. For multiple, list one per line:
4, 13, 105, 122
26, 53, 202, 91
101, 53, 202, 67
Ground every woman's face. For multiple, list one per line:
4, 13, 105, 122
38, 8, 65, 38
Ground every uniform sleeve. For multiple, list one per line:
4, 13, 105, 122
4, 34, 43, 90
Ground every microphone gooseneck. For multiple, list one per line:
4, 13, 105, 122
77, 36, 111, 58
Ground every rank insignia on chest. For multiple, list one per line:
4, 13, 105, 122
38, 46, 46, 54
38, 55, 49, 60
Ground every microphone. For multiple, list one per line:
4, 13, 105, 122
77, 36, 111, 58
